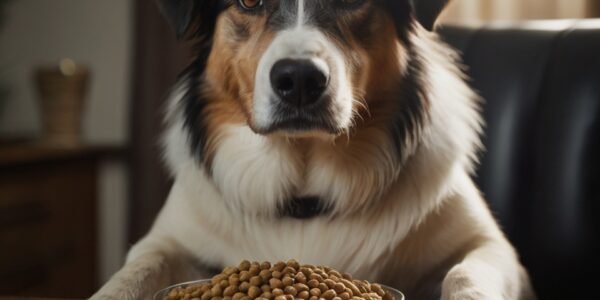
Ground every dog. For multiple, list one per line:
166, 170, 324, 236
92, 0, 536, 299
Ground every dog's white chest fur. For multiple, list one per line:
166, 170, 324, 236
158, 124, 409, 278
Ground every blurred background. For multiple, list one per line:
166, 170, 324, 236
0, 0, 597, 298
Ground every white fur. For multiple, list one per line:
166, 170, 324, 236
297, 0, 305, 28
92, 25, 534, 300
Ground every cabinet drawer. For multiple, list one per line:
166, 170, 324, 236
0, 161, 97, 297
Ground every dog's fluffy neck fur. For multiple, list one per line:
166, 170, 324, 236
159, 26, 482, 279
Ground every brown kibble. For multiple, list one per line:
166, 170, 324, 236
282, 276, 295, 287
223, 286, 238, 297
248, 286, 262, 298
201, 291, 212, 300
299, 267, 313, 277
212, 285, 223, 297
339, 279, 359, 296
163, 261, 395, 300
309, 273, 323, 282
287, 259, 300, 270
295, 272, 307, 284
368, 293, 382, 300
240, 271, 251, 282
250, 276, 263, 286
284, 286, 298, 296
220, 280, 229, 288
233, 293, 245, 300
273, 262, 287, 272
212, 274, 228, 285
298, 291, 310, 300
370, 284, 385, 297
261, 261, 272, 270
313, 269, 326, 277
249, 265, 261, 276
229, 275, 240, 287
328, 270, 341, 279
270, 278, 283, 289
294, 283, 309, 292
333, 283, 345, 294
239, 282, 250, 292
224, 267, 238, 275
321, 290, 336, 300
239, 260, 251, 271
307, 279, 319, 289
353, 281, 368, 294
323, 279, 336, 289
260, 269, 273, 281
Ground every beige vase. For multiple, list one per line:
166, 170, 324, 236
35, 60, 90, 146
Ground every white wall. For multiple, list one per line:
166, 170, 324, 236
0, 0, 133, 285
0, 0, 132, 144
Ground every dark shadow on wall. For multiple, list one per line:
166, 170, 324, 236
129, 0, 191, 244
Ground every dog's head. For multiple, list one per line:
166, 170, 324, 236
158, 0, 449, 139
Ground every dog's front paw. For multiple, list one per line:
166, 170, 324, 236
441, 264, 502, 300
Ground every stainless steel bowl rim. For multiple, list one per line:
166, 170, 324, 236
154, 279, 405, 300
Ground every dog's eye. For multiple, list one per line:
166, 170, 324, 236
239, 0, 263, 10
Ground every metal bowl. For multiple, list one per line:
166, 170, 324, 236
155, 279, 405, 300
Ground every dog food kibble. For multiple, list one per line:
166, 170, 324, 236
163, 260, 395, 300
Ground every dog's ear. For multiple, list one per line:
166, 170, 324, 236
156, 0, 198, 38
412, 0, 451, 30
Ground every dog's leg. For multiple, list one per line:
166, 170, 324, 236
440, 241, 536, 300
90, 235, 209, 300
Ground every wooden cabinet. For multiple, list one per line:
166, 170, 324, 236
0, 144, 118, 298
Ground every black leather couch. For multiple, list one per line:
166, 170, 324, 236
438, 20, 600, 299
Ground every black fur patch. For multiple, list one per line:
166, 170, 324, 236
181, 55, 211, 169
279, 197, 332, 219
390, 44, 430, 158
176, 1, 229, 170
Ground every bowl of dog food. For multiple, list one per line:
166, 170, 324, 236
155, 260, 405, 300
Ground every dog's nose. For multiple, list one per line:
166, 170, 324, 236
270, 59, 329, 107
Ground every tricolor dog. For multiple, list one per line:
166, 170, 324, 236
93, 0, 535, 299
